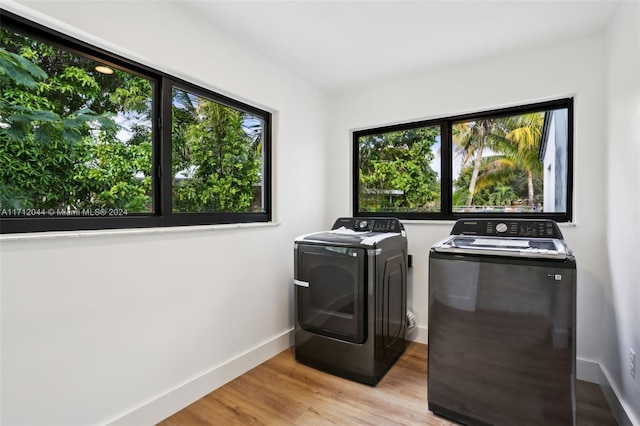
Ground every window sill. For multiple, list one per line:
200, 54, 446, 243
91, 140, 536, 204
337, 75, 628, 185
0, 222, 281, 242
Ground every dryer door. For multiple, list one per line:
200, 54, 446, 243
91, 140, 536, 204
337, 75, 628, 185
296, 244, 366, 344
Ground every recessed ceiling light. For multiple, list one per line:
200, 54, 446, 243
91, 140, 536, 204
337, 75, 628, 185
95, 65, 114, 75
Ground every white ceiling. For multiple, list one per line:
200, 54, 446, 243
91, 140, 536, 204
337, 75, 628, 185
178, 0, 622, 94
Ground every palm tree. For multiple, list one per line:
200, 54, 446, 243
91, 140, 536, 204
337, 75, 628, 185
453, 119, 497, 209
487, 113, 544, 207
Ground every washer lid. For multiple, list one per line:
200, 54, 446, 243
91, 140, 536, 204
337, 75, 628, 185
432, 235, 568, 259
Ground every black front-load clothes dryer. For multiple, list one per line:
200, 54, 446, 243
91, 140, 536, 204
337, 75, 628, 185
293, 217, 408, 386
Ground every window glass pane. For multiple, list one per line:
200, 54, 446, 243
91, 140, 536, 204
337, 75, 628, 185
171, 88, 265, 213
452, 108, 569, 214
0, 28, 154, 216
358, 126, 441, 213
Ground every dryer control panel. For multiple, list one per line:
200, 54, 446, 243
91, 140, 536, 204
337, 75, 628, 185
332, 217, 404, 233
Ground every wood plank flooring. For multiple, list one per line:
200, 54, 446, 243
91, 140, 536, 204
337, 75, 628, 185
158, 342, 617, 426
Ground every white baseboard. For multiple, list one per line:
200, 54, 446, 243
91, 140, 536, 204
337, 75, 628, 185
575, 358, 638, 426
407, 325, 428, 345
106, 329, 294, 426
576, 358, 603, 383
105, 328, 636, 426
107, 326, 427, 425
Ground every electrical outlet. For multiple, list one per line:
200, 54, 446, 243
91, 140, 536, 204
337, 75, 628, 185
631, 348, 636, 379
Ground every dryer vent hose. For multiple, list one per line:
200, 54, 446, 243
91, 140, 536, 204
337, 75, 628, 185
406, 310, 417, 333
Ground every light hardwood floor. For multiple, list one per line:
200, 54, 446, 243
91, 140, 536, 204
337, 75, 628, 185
158, 342, 617, 426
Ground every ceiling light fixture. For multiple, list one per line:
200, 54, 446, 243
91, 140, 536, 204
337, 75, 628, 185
95, 65, 114, 75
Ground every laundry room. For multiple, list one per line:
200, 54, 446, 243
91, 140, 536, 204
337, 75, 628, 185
0, 1, 638, 425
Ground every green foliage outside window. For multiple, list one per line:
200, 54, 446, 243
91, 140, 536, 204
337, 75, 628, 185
356, 106, 567, 218
453, 113, 545, 212
0, 27, 264, 217
0, 28, 153, 213
358, 126, 440, 212
171, 89, 263, 213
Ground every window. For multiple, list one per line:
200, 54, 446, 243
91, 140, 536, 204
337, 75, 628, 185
170, 86, 266, 215
0, 11, 271, 234
354, 99, 573, 222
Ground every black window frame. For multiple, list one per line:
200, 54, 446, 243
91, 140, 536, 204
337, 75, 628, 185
0, 10, 272, 234
353, 98, 574, 222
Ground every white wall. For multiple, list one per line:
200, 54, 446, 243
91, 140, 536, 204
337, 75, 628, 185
2, 1, 639, 425
605, 1, 640, 423
327, 34, 610, 375
327, 10, 640, 422
0, 1, 328, 425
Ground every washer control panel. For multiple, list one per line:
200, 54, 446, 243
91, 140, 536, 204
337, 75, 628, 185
331, 217, 404, 233
451, 219, 563, 239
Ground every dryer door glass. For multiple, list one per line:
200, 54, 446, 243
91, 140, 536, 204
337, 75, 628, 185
297, 245, 366, 344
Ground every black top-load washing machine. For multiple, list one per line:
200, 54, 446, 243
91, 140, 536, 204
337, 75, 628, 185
294, 217, 408, 385
428, 218, 576, 426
